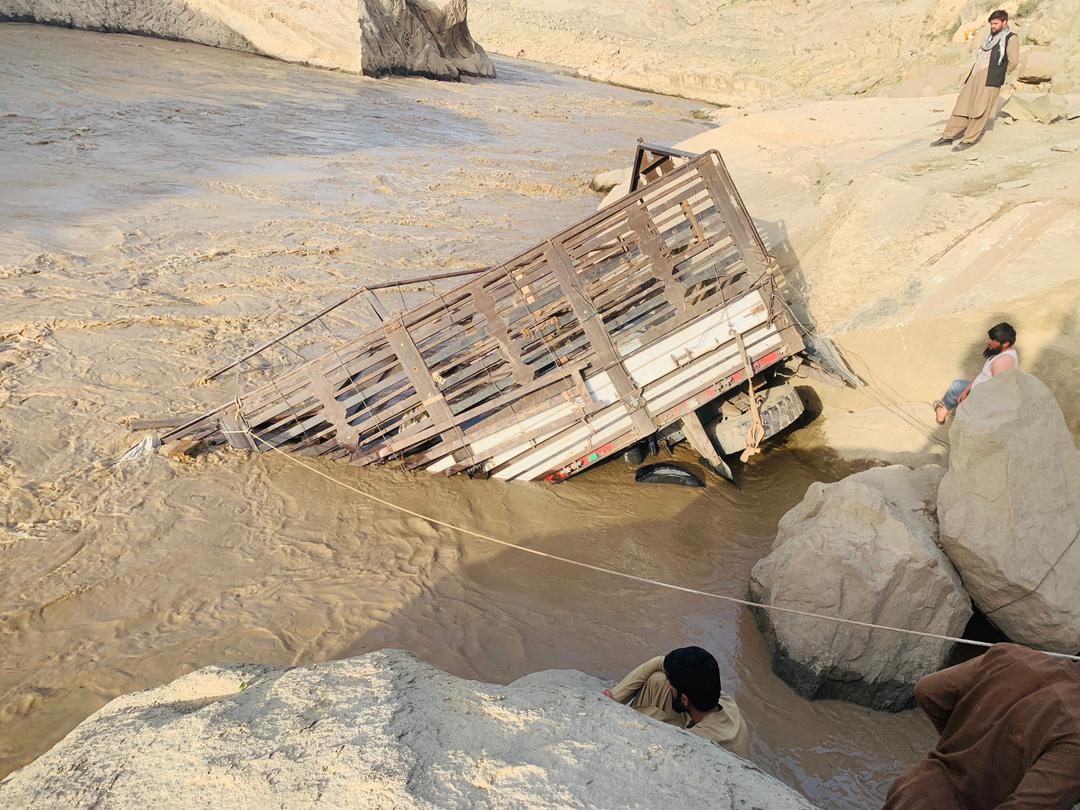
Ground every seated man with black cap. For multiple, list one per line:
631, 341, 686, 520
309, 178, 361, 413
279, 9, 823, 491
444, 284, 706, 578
603, 646, 751, 759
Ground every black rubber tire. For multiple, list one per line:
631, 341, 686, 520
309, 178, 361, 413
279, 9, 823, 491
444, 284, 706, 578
634, 463, 705, 488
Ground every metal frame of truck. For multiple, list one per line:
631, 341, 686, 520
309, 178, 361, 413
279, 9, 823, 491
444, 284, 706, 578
159, 148, 809, 482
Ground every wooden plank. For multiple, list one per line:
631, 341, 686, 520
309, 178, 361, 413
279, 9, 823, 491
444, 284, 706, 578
349, 360, 591, 465
244, 367, 415, 444
699, 157, 770, 277
220, 414, 257, 451
385, 317, 472, 466
545, 240, 656, 439
439, 408, 595, 476
236, 340, 400, 416
486, 402, 634, 479
307, 367, 360, 449
129, 414, 202, 431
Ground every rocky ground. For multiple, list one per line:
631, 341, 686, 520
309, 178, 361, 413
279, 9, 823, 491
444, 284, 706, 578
471, 0, 1080, 107
0, 649, 816, 809
752, 371, 1080, 711
750, 464, 970, 711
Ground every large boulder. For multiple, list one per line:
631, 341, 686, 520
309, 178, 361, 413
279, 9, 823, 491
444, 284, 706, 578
750, 465, 971, 711
938, 371, 1080, 653
0, 0, 494, 79
358, 0, 495, 79
0, 649, 816, 809
1019, 47, 1067, 85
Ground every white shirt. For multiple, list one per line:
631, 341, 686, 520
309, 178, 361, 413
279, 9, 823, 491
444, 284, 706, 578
972, 347, 1019, 388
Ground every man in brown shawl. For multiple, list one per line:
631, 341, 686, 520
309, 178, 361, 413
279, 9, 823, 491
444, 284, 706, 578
884, 644, 1080, 809
931, 10, 1019, 152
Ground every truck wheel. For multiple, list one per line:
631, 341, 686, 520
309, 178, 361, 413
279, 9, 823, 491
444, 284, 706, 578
707, 383, 805, 455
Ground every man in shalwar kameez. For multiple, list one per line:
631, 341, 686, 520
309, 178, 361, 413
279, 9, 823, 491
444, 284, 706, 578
602, 646, 751, 759
931, 10, 1019, 152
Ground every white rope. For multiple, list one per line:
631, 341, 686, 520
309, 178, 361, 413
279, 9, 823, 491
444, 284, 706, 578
224, 428, 1080, 663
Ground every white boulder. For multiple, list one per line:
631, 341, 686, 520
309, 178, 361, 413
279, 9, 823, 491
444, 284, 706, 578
1001, 92, 1069, 125
938, 371, 1080, 653
750, 465, 971, 711
0, 649, 816, 809
0, 0, 495, 79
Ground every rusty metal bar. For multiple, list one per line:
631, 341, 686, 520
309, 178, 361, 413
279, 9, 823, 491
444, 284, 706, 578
202, 266, 490, 383
629, 141, 699, 193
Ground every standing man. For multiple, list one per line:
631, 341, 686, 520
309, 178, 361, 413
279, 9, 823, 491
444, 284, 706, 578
884, 644, 1080, 809
602, 646, 751, 759
933, 321, 1018, 424
931, 10, 1019, 152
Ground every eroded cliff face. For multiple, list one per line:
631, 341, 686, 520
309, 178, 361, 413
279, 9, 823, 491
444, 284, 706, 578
469, 0, 1080, 106
0, 0, 494, 78
0, 649, 817, 809
359, 0, 495, 78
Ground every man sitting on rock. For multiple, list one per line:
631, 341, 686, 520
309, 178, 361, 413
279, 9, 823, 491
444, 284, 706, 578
934, 321, 1018, 424
884, 643, 1080, 810
602, 646, 750, 758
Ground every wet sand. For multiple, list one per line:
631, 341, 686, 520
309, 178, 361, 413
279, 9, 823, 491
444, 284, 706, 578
0, 25, 934, 808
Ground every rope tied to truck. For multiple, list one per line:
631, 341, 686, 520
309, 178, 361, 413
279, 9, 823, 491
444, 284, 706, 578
220, 414, 1080, 664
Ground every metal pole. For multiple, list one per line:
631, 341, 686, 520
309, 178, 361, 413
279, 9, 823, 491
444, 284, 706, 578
202, 266, 490, 382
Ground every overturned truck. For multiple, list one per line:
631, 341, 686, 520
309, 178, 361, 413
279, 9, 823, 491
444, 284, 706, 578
158, 145, 850, 482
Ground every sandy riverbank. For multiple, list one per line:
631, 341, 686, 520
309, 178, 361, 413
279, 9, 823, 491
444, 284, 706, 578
686, 96, 1080, 464
586, 92, 1080, 465
470, 0, 1080, 107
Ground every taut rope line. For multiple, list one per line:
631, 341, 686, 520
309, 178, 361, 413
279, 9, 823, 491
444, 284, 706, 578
227, 428, 1080, 663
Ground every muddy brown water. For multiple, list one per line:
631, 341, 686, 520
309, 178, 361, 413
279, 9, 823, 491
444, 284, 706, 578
0, 25, 934, 808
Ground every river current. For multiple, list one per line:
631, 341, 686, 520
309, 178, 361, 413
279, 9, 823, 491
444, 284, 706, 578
0, 25, 933, 808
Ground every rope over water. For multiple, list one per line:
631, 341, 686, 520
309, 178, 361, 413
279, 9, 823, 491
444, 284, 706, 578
222, 426, 1080, 663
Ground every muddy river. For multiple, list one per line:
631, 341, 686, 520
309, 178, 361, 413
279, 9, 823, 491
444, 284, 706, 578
0, 25, 933, 807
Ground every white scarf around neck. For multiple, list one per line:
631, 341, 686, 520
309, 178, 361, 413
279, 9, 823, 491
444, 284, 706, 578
978, 25, 1012, 65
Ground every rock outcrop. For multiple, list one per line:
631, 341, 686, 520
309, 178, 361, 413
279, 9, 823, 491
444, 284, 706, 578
1002, 92, 1070, 125
750, 465, 971, 711
0, 649, 816, 809
0, 0, 495, 79
938, 371, 1080, 653
360, 0, 494, 79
